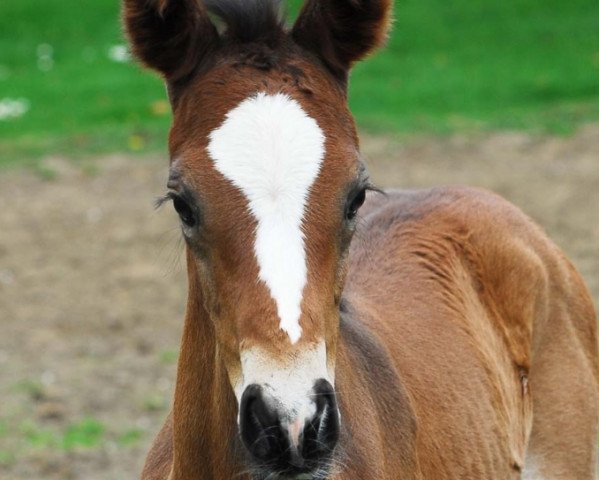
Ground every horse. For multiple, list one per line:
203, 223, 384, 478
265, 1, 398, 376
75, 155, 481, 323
122, 0, 599, 478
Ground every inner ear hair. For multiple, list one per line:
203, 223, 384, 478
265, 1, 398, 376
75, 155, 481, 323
292, 0, 393, 82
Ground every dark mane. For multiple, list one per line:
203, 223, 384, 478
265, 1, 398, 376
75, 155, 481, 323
205, 0, 285, 43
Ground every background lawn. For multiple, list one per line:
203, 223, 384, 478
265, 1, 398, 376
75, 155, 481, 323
1, 0, 598, 166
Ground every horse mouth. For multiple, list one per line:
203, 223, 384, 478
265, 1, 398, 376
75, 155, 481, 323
251, 469, 331, 480
247, 455, 336, 480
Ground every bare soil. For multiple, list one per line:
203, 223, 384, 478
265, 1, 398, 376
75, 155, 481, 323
1, 126, 598, 479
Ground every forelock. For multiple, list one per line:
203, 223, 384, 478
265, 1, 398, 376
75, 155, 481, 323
205, 0, 285, 44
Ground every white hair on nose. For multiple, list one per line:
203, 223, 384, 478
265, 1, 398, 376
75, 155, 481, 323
207, 92, 325, 343
234, 341, 331, 421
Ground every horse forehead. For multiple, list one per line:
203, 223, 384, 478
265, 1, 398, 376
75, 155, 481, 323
206, 92, 326, 343
207, 92, 325, 197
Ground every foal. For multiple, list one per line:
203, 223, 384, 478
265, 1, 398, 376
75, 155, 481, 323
123, 0, 599, 479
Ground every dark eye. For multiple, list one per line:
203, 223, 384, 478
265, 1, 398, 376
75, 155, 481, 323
172, 196, 196, 227
346, 188, 367, 221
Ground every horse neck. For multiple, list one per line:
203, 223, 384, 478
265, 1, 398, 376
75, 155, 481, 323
170, 255, 243, 480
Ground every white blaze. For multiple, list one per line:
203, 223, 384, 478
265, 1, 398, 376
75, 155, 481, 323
207, 92, 325, 343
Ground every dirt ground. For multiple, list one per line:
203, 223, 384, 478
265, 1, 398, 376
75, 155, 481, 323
1, 126, 598, 479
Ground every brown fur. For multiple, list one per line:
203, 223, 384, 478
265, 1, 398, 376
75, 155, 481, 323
122, 0, 218, 82
122, 1, 599, 479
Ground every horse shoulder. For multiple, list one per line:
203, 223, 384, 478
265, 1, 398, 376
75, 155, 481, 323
348, 185, 598, 478
455, 186, 599, 478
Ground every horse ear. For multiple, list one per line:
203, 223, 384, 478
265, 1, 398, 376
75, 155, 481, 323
291, 0, 393, 82
122, 0, 218, 82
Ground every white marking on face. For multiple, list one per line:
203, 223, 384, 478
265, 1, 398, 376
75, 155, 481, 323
207, 92, 325, 343
234, 341, 332, 428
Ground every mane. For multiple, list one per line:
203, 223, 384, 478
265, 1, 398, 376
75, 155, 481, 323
205, 0, 285, 43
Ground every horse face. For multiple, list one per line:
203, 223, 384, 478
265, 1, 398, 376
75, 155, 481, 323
123, 0, 392, 475
166, 64, 365, 472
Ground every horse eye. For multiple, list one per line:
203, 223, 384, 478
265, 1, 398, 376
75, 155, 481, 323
172, 196, 196, 228
346, 188, 367, 221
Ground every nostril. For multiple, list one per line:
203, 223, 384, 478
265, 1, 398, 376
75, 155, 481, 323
239, 384, 285, 461
302, 379, 340, 460
239, 381, 339, 471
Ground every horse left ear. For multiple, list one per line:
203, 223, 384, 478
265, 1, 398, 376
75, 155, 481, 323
122, 0, 218, 83
291, 0, 393, 82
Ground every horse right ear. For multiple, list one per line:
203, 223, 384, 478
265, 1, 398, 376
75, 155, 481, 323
122, 0, 218, 82
292, 0, 393, 83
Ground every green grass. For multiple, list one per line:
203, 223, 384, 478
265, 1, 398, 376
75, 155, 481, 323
19, 418, 105, 450
0, 417, 145, 461
351, 0, 599, 134
117, 428, 144, 447
0, 0, 171, 166
159, 349, 178, 365
1, 0, 598, 165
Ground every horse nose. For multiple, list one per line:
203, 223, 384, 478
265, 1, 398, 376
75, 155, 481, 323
300, 379, 340, 461
239, 379, 340, 470
239, 384, 286, 461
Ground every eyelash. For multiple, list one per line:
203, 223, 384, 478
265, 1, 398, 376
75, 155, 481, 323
156, 192, 196, 228
346, 180, 380, 222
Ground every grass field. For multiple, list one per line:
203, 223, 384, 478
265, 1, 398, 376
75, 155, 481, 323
1, 0, 598, 165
